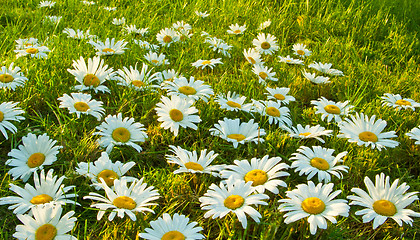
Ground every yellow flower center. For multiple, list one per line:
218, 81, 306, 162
227, 134, 246, 141
299, 132, 311, 137
373, 200, 397, 216
395, 99, 411, 106
224, 195, 245, 210
297, 49, 305, 55
35, 224, 57, 240
102, 48, 115, 53
301, 197, 326, 214
169, 109, 183, 122
112, 127, 131, 143
0, 74, 14, 83
233, 29, 241, 34
261, 42, 271, 49
178, 86, 197, 95
324, 105, 341, 114
161, 231, 185, 240
274, 94, 285, 100
132, 80, 144, 87
26, 48, 39, 54
244, 169, 268, 186
83, 74, 100, 87
97, 169, 119, 187
310, 157, 330, 170
259, 72, 268, 80
73, 102, 90, 112
201, 60, 211, 65
27, 153, 46, 168
151, 59, 159, 64
30, 194, 53, 204
163, 35, 172, 43
266, 107, 280, 117
359, 131, 378, 142
184, 162, 204, 171
226, 101, 241, 108
0, 111, 3, 122
112, 196, 137, 210
247, 57, 256, 65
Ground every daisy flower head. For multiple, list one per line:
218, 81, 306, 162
406, 126, 420, 145
15, 46, 50, 59
195, 10, 210, 18
252, 64, 278, 83
76, 152, 136, 190
139, 213, 204, 240
82, 1, 96, 5
284, 124, 333, 143
67, 56, 115, 93
155, 95, 201, 136
381, 93, 419, 111
6, 133, 62, 182
191, 58, 223, 70
0, 101, 25, 139
63, 28, 96, 40
112, 17, 126, 26
311, 96, 354, 123
220, 155, 289, 194
44, 15, 62, 24
255, 100, 292, 127
83, 177, 160, 221
292, 43, 312, 58
199, 177, 269, 229
278, 55, 304, 65
290, 146, 348, 183
115, 63, 161, 91
278, 181, 350, 235
227, 23, 246, 35
265, 87, 295, 105
258, 19, 271, 30
134, 39, 159, 51
89, 38, 128, 56
347, 173, 420, 229
178, 28, 194, 42
156, 28, 180, 47
252, 32, 279, 55
173, 20, 192, 32
209, 118, 266, 148
163, 76, 214, 102
215, 91, 253, 112
243, 48, 263, 65
0, 169, 77, 215
103, 6, 117, 11
308, 62, 344, 76
159, 69, 182, 84
166, 145, 221, 176
337, 112, 399, 151
38, 1, 56, 8
0, 62, 28, 90
301, 70, 330, 84
58, 92, 105, 120
205, 37, 232, 57
124, 25, 148, 36
144, 51, 170, 66
13, 205, 77, 240
15, 38, 38, 49
94, 113, 148, 153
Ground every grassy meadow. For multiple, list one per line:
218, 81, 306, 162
1, 0, 420, 239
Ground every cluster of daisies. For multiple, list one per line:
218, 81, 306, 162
1, 1, 420, 239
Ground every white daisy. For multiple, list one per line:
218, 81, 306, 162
278, 55, 304, 65
58, 92, 105, 120
278, 181, 350, 235
308, 62, 344, 76
156, 28, 180, 47
139, 213, 204, 240
178, 28, 194, 42
67, 56, 115, 93
265, 87, 295, 105
227, 23, 246, 35
406, 126, 420, 145
155, 95, 201, 136
311, 96, 354, 123
15, 46, 50, 59
15, 38, 38, 49
166, 145, 222, 176
6, 133, 62, 182
38, 1, 56, 8
301, 70, 330, 84
172, 21, 192, 32
83, 177, 160, 221
76, 152, 136, 190
292, 43, 312, 58
205, 37, 232, 57
134, 40, 159, 51
93, 113, 148, 153
163, 76, 214, 102
252, 64, 277, 83
44, 15, 62, 24
290, 146, 348, 183
0, 169, 77, 215
191, 58, 223, 69
220, 155, 289, 194
381, 93, 419, 111
89, 38, 128, 56
82, 1, 95, 5
215, 91, 253, 112
243, 48, 263, 65
0, 101, 25, 139
114, 63, 161, 91
144, 51, 170, 66
347, 173, 420, 229
337, 112, 399, 151
13, 205, 77, 240
199, 178, 269, 229
254, 100, 292, 127
159, 69, 182, 83
195, 11, 210, 18
103, 6, 117, 11
257, 19, 271, 30
252, 32, 279, 55
62, 28, 96, 40
284, 124, 333, 143
112, 17, 126, 26
124, 25, 148, 36
209, 118, 266, 148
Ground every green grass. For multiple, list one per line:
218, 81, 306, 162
1, 0, 420, 239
